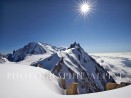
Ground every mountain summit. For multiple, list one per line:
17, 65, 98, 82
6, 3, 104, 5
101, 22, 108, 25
7, 42, 62, 62
5, 42, 115, 94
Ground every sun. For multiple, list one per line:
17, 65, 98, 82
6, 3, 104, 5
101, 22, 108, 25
80, 3, 90, 13
76, 0, 95, 19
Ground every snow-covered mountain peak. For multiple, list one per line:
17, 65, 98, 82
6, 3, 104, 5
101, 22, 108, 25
8, 42, 63, 62
68, 42, 87, 55
68, 42, 81, 49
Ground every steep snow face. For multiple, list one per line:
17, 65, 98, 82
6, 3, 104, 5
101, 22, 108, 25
31, 53, 61, 70
91, 53, 131, 83
52, 43, 115, 94
0, 63, 64, 98
9, 42, 61, 62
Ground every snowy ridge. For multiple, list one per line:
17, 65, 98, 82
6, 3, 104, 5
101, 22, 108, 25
4, 42, 115, 94
7, 42, 62, 62
31, 53, 61, 70
51, 44, 115, 94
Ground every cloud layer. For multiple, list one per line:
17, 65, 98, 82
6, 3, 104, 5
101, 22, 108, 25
91, 53, 131, 83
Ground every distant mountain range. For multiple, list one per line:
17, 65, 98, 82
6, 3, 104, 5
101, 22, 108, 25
1, 42, 115, 94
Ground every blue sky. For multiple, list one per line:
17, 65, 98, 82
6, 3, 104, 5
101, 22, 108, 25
0, 0, 131, 54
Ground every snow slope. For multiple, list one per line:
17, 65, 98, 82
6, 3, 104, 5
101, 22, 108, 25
91, 53, 131, 83
0, 63, 64, 98
31, 53, 61, 70
76, 85, 131, 98
18, 54, 52, 65
0, 63, 131, 98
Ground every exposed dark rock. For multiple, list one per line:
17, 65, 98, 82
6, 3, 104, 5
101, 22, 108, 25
106, 82, 131, 90
117, 82, 131, 88
52, 58, 63, 73
106, 82, 119, 90
66, 82, 78, 95
60, 78, 66, 89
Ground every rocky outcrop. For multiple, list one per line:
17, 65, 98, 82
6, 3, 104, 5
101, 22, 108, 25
106, 82, 131, 90
106, 82, 119, 90
60, 78, 66, 89
66, 82, 78, 95
117, 82, 131, 88
37, 64, 42, 68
